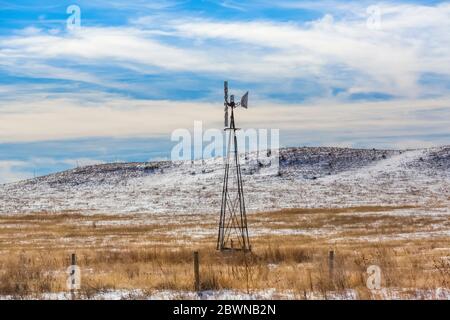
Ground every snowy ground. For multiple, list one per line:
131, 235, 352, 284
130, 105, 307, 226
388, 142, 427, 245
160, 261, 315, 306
2, 288, 450, 300
0, 146, 449, 215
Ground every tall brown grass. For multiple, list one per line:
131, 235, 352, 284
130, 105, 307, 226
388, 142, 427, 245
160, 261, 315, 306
0, 207, 449, 299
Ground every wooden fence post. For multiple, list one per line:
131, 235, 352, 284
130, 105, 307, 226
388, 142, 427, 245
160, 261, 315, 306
328, 250, 334, 281
194, 251, 200, 292
71, 253, 76, 300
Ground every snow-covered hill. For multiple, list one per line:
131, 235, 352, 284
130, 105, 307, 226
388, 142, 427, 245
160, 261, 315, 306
0, 146, 449, 214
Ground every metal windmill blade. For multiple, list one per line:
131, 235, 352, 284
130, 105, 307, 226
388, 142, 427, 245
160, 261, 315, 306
224, 105, 229, 127
224, 81, 229, 127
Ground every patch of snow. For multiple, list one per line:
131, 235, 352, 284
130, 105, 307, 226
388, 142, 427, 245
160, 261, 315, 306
4, 287, 449, 300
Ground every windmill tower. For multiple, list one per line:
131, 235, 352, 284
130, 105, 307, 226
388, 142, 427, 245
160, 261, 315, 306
217, 81, 251, 251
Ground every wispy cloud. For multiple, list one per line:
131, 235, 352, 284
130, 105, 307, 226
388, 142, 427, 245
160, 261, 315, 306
1, 2, 449, 99
168, 4, 450, 96
0, 160, 30, 184
1, 89, 448, 143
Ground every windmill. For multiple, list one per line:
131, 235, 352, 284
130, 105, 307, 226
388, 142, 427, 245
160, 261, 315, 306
217, 81, 251, 251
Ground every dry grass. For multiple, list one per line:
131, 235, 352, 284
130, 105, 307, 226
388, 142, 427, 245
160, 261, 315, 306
0, 205, 449, 299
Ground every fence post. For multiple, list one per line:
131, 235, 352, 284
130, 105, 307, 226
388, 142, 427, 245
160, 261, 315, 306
328, 250, 334, 281
71, 253, 76, 300
194, 251, 200, 292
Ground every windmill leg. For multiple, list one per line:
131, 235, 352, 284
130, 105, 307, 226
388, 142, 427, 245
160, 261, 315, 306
218, 128, 233, 250
233, 134, 249, 251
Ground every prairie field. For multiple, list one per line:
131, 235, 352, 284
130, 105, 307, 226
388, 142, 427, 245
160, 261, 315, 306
0, 205, 449, 299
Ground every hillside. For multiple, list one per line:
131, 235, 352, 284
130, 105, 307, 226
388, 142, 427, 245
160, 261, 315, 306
0, 146, 449, 214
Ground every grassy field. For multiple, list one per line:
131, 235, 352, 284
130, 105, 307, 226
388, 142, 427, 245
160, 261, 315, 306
0, 206, 449, 299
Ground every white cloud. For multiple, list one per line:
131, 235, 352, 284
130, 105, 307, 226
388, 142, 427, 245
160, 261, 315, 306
0, 90, 448, 144
1, 27, 231, 75
0, 2, 448, 97
169, 3, 450, 96
0, 161, 30, 183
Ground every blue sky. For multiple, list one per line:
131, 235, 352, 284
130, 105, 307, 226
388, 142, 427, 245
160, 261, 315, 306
0, 0, 450, 182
